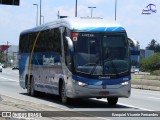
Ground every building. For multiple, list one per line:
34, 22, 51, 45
1, 45, 18, 66
0, 45, 10, 52
140, 49, 154, 60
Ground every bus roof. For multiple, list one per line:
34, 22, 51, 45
20, 18, 125, 35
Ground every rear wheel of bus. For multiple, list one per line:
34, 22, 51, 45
27, 76, 37, 96
107, 97, 118, 105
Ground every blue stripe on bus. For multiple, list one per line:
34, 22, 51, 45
72, 75, 131, 85
73, 27, 125, 32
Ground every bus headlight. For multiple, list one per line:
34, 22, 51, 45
121, 81, 129, 85
72, 79, 88, 86
77, 81, 88, 86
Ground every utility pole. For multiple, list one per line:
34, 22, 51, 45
13, 52, 18, 65
58, 11, 60, 19
13, 52, 14, 64
40, 0, 42, 25
6, 41, 8, 67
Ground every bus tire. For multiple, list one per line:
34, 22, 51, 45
107, 97, 118, 105
27, 77, 31, 95
30, 77, 37, 96
27, 76, 37, 96
61, 82, 70, 104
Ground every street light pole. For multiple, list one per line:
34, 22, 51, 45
57, 11, 60, 19
88, 7, 96, 17
33, 4, 38, 26
6, 41, 9, 67
40, 0, 42, 25
115, 0, 117, 21
75, 0, 77, 17
41, 15, 44, 24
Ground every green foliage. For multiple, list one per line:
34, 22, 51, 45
140, 52, 160, 72
131, 61, 138, 66
0, 51, 5, 63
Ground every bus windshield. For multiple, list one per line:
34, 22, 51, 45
73, 33, 130, 76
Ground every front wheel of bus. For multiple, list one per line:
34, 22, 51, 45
107, 97, 118, 105
27, 76, 36, 96
61, 82, 70, 104
30, 77, 37, 96
27, 77, 31, 95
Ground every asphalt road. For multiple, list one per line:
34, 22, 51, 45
0, 68, 160, 120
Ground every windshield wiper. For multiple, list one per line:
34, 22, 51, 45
90, 59, 100, 75
104, 58, 119, 77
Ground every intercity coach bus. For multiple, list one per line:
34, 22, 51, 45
19, 18, 131, 105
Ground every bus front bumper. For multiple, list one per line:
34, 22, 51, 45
66, 81, 131, 98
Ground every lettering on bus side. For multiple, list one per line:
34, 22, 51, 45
81, 33, 94, 37
43, 55, 54, 65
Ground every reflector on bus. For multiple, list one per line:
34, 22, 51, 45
72, 32, 78, 42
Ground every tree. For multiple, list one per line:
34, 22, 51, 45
140, 52, 160, 71
155, 44, 160, 52
0, 51, 5, 63
146, 39, 160, 52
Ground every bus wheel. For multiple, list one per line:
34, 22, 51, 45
61, 82, 70, 104
107, 97, 118, 105
30, 77, 37, 96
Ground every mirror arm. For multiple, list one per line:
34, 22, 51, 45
65, 36, 74, 55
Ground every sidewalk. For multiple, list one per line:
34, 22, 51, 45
0, 95, 101, 120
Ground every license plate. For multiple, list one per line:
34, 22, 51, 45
99, 91, 109, 95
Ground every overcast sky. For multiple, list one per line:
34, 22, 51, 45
0, 0, 160, 49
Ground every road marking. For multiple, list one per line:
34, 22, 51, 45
147, 97, 160, 100
95, 98, 155, 111
118, 103, 155, 111
134, 91, 160, 95
133, 89, 160, 96
0, 76, 18, 82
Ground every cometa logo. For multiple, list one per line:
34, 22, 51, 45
99, 76, 110, 79
142, 4, 157, 15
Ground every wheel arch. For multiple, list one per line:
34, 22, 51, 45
59, 78, 64, 95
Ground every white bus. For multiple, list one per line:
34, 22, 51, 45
19, 18, 131, 105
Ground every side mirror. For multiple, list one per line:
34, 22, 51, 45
65, 36, 74, 56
